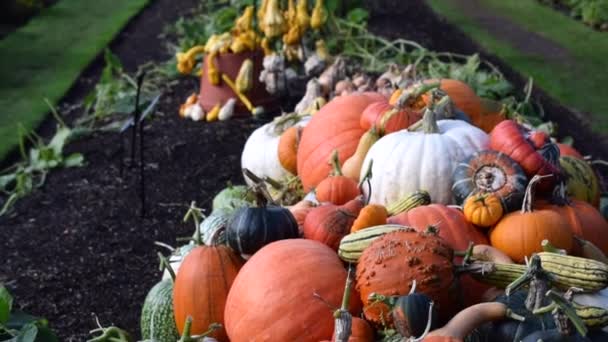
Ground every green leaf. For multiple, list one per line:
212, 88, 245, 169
7, 323, 38, 342
62, 154, 84, 168
47, 127, 71, 155
0, 285, 13, 324
346, 8, 369, 25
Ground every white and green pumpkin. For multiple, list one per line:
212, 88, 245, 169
241, 113, 310, 186
361, 109, 489, 205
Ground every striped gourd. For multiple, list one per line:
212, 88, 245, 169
470, 253, 608, 292
573, 303, 608, 329
338, 224, 412, 263
386, 190, 430, 216
140, 279, 180, 341
198, 209, 231, 246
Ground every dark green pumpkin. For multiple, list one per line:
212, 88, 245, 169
392, 293, 440, 338
452, 150, 528, 212
521, 329, 604, 342
226, 203, 299, 258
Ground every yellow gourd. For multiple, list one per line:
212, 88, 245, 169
233, 6, 254, 35
263, 0, 286, 38
296, 0, 310, 30
311, 0, 327, 30
236, 59, 254, 94
341, 126, 381, 182
207, 52, 220, 86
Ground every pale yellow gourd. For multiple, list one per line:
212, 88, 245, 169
341, 126, 380, 181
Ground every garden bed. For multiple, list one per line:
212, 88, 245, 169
0, 0, 606, 340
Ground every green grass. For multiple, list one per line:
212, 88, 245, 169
0, 0, 150, 160
427, 0, 608, 133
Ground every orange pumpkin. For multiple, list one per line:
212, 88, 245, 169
173, 244, 244, 340
278, 125, 302, 175
489, 176, 574, 263
421, 79, 483, 124
316, 150, 361, 205
303, 197, 364, 250
388, 204, 489, 307
298, 93, 385, 192
537, 185, 608, 255
476, 98, 506, 133
224, 239, 362, 341
351, 204, 388, 233
463, 194, 504, 228
359, 100, 423, 134
356, 229, 457, 325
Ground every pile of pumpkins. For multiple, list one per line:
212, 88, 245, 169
141, 79, 608, 342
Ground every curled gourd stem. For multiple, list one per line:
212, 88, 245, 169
521, 174, 553, 213
158, 252, 176, 282
395, 81, 439, 109
409, 279, 417, 295
421, 108, 439, 134
407, 301, 435, 342
533, 289, 588, 337
183, 201, 205, 245
242, 168, 276, 206
334, 264, 355, 342
154, 241, 175, 252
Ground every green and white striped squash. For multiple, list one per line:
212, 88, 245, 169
338, 224, 411, 263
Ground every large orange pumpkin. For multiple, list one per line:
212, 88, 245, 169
224, 239, 362, 341
297, 93, 385, 192
489, 176, 574, 263
356, 229, 457, 325
173, 244, 244, 341
388, 204, 489, 306
537, 186, 608, 255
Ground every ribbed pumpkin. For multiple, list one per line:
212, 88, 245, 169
297, 92, 385, 192
489, 120, 560, 190
537, 185, 608, 255
452, 150, 528, 212
224, 239, 362, 341
489, 176, 574, 263
421, 79, 483, 124
359, 100, 423, 134
316, 150, 361, 205
226, 184, 299, 258
560, 155, 600, 206
388, 204, 489, 306
303, 197, 364, 250
173, 244, 243, 340
356, 229, 457, 325
277, 125, 302, 175
463, 194, 504, 228
361, 109, 489, 205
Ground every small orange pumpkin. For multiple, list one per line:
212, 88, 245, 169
303, 197, 364, 250
463, 194, 504, 228
489, 175, 574, 263
278, 125, 302, 175
350, 204, 388, 233
476, 98, 506, 133
316, 150, 361, 205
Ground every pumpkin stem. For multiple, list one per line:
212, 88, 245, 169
183, 201, 205, 245
551, 182, 571, 206
158, 252, 176, 282
272, 111, 307, 135
329, 149, 344, 176
506, 254, 554, 312
410, 301, 435, 342
154, 241, 176, 252
421, 108, 439, 134
460, 241, 475, 265
242, 168, 277, 206
541, 239, 567, 255
409, 279, 417, 295
333, 264, 355, 342
521, 174, 554, 213
394, 81, 439, 109
423, 224, 440, 236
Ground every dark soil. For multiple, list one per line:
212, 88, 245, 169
1, 0, 607, 340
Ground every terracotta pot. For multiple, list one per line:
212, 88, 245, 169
199, 50, 277, 117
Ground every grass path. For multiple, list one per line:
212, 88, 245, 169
0, 0, 150, 160
427, 0, 608, 134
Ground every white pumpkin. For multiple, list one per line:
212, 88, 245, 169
360, 109, 489, 205
241, 113, 310, 186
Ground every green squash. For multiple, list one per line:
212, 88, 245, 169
140, 279, 179, 342
212, 185, 255, 212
